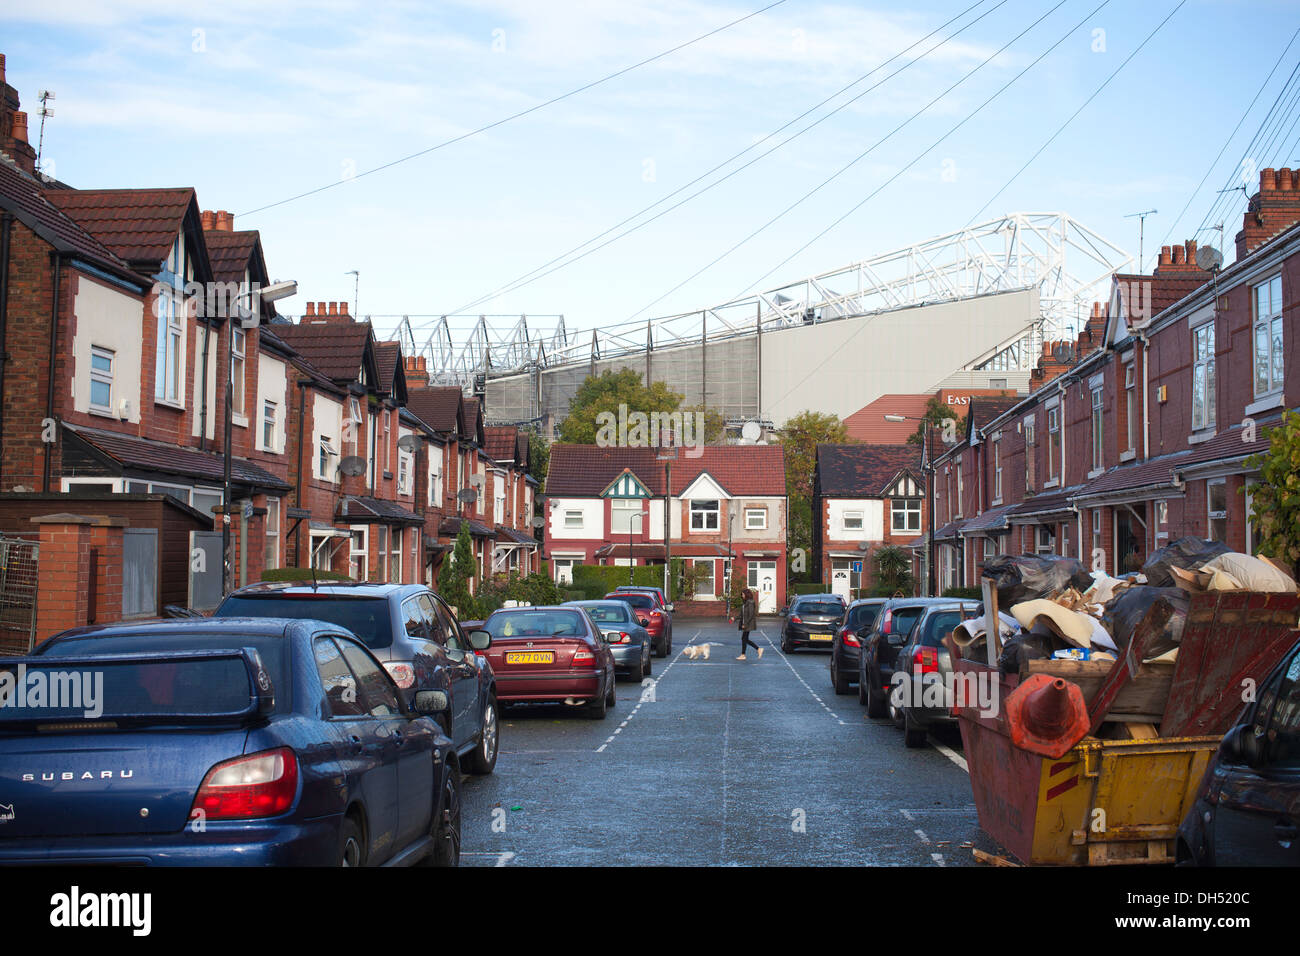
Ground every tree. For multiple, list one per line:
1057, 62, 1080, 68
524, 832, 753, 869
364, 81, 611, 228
777, 411, 851, 571
438, 522, 478, 619
871, 544, 915, 596
526, 427, 550, 490
557, 368, 725, 445
906, 396, 965, 451
1244, 410, 1300, 574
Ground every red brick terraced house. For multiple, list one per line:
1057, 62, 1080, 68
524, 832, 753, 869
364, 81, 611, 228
929, 166, 1300, 587
482, 424, 539, 575
811, 443, 927, 599
543, 444, 788, 613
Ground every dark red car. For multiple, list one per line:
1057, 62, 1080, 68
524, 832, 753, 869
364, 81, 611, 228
605, 590, 673, 657
472, 607, 616, 719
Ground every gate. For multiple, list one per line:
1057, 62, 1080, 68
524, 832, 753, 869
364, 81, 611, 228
188, 530, 223, 612
0, 536, 40, 654
123, 528, 159, 619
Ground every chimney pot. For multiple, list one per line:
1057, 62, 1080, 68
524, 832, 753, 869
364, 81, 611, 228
1278, 169, 1294, 192
306, 302, 316, 317
11, 111, 28, 144
1186, 239, 1198, 263
1159, 245, 1171, 266
213, 210, 233, 231
328, 302, 338, 317
200, 210, 216, 230
1261, 168, 1277, 191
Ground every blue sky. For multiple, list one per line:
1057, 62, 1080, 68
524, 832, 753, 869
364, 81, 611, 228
3, 0, 1297, 347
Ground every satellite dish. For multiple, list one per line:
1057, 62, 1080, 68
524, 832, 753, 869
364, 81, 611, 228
457, 488, 478, 504
338, 456, 366, 477
859, 540, 872, 552
1051, 343, 1074, 364
740, 421, 761, 443
397, 435, 419, 453
531, 517, 546, 528
1196, 245, 1223, 272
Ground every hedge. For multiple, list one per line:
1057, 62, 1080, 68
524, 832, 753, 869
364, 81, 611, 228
942, 586, 984, 600
571, 564, 665, 601
791, 582, 832, 596
261, 567, 354, 583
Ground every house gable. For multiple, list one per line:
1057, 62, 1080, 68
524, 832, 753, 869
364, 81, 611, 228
602, 469, 651, 499
679, 471, 729, 500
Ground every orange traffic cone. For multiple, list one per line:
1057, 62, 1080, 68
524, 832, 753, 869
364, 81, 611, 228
1005, 673, 1090, 758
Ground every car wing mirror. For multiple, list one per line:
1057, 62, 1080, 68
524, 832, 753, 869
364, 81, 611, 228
664, 604, 674, 613
887, 632, 906, 646
1222, 723, 1264, 768
412, 689, 450, 716
468, 628, 492, 651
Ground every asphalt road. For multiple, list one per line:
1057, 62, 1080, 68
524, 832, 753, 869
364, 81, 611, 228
460, 617, 1000, 866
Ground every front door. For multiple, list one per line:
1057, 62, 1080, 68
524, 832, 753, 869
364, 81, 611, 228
831, 559, 852, 600
749, 561, 777, 613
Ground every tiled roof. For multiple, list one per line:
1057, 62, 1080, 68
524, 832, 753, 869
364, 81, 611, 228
969, 396, 1022, 433
63, 423, 290, 491
1074, 450, 1193, 499
0, 160, 142, 285
439, 516, 495, 538
1008, 485, 1085, 521
203, 230, 259, 284
815, 443, 922, 497
337, 495, 422, 524
484, 426, 521, 464
407, 387, 464, 435
934, 520, 967, 540
960, 503, 1018, 534
593, 543, 731, 559
44, 187, 199, 269
496, 526, 537, 545
843, 394, 932, 443
373, 341, 401, 393
272, 320, 372, 383
546, 444, 786, 497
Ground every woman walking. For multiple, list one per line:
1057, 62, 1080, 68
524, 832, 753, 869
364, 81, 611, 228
737, 587, 763, 660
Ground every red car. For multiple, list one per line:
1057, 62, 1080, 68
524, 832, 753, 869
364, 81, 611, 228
472, 606, 616, 719
605, 590, 673, 657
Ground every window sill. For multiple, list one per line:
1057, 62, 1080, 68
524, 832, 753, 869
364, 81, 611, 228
1187, 429, 1217, 446
1043, 480, 1059, 490
1120, 449, 1136, 463
88, 407, 118, 420
1087, 468, 1104, 480
1245, 392, 1284, 417
232, 415, 248, 429
990, 499, 1002, 508
155, 398, 185, 412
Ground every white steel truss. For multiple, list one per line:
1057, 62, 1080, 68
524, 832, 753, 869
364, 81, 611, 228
377, 213, 1130, 388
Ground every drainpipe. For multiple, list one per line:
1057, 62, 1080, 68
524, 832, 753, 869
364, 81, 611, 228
198, 319, 211, 451
0, 211, 13, 485
43, 254, 63, 493
1137, 331, 1151, 461
296, 380, 308, 567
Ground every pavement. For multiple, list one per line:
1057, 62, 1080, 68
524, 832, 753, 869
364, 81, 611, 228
460, 617, 1001, 866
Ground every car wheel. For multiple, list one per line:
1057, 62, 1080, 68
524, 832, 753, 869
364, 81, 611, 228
339, 816, 366, 867
587, 678, 610, 719
865, 679, 888, 718
606, 670, 617, 707
903, 710, 927, 749
832, 661, 851, 696
465, 695, 498, 775
642, 645, 652, 678
888, 696, 904, 729
781, 633, 793, 654
655, 635, 667, 658
430, 763, 462, 866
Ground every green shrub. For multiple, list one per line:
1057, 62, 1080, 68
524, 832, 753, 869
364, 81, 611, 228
261, 567, 353, 583
942, 586, 983, 600
791, 582, 830, 596
572, 564, 666, 601
474, 571, 563, 615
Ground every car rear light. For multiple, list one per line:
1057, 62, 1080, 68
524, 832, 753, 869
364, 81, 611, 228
192, 747, 299, 820
651, 610, 663, 621
572, 648, 597, 665
881, 609, 893, 634
790, 615, 802, 624
841, 628, 860, 647
383, 662, 415, 688
913, 647, 938, 675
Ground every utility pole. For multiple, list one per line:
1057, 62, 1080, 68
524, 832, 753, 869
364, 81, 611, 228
1124, 209, 1157, 273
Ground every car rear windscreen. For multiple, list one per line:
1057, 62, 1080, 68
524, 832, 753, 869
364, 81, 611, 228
215, 595, 393, 649
2, 651, 263, 722
581, 605, 632, 624
847, 604, 882, 630
610, 593, 653, 609
798, 602, 844, 616
890, 607, 925, 636
918, 611, 966, 647
488, 609, 586, 638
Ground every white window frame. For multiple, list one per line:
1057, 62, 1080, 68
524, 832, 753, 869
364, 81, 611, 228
689, 499, 720, 532
89, 345, 114, 414
265, 497, 280, 571
349, 525, 369, 581
842, 510, 864, 532
892, 498, 921, 533
563, 509, 584, 530
1092, 509, 1103, 565
1192, 321, 1216, 432
1207, 478, 1228, 544
155, 288, 184, 406
1090, 386, 1104, 473
429, 461, 442, 507
1123, 362, 1136, 455
744, 507, 767, 531
231, 327, 246, 422
992, 436, 1002, 503
319, 435, 337, 481
1253, 273, 1284, 398
1046, 403, 1062, 485
1024, 414, 1036, 493
390, 527, 402, 582
955, 466, 964, 517
610, 497, 642, 534
692, 558, 715, 598
262, 399, 277, 452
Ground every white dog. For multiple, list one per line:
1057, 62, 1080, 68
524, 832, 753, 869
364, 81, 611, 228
682, 644, 711, 660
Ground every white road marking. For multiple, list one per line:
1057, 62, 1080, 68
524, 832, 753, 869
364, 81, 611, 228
900, 809, 915, 822
914, 828, 930, 844
930, 853, 946, 867
595, 630, 700, 753
932, 741, 968, 773
462, 851, 516, 866
758, 629, 846, 724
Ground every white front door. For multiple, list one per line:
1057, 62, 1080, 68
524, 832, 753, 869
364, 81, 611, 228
749, 561, 777, 613
830, 559, 852, 600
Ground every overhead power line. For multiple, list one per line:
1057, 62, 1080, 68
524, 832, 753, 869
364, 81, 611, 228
237, 0, 790, 218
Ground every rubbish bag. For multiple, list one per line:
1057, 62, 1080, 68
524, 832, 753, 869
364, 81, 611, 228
1100, 587, 1190, 658
997, 630, 1055, 676
980, 554, 1094, 606
1140, 537, 1231, 588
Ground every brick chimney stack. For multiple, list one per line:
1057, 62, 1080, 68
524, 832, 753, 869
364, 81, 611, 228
304, 301, 353, 324
212, 210, 234, 231
1029, 340, 1076, 392
1236, 167, 1300, 260
404, 354, 429, 386
0, 54, 39, 176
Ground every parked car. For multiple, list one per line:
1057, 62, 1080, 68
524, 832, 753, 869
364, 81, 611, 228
858, 598, 951, 717
0, 618, 461, 866
891, 601, 981, 747
604, 591, 672, 657
829, 598, 888, 695
611, 585, 672, 613
474, 606, 617, 718
213, 582, 499, 776
779, 594, 846, 652
565, 600, 652, 679
1177, 638, 1300, 866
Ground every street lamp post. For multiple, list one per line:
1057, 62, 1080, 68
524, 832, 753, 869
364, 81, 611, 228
628, 510, 644, 585
223, 280, 297, 595
885, 414, 938, 597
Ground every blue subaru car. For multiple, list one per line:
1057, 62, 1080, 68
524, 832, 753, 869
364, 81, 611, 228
0, 618, 462, 866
